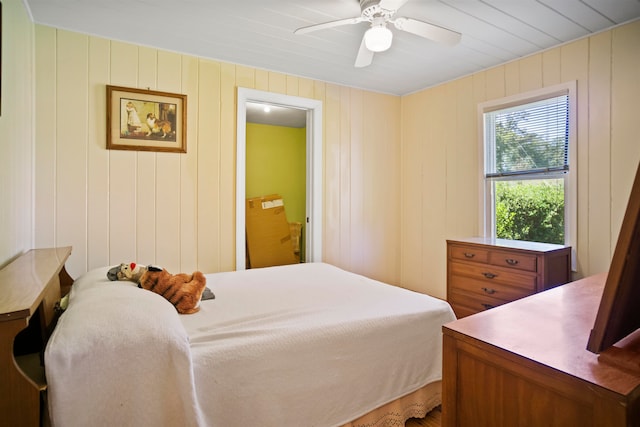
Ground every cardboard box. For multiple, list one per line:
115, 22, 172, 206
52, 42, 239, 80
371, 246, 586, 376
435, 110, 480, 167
246, 194, 298, 268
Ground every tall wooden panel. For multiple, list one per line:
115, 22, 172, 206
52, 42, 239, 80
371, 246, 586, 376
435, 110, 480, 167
236, 65, 255, 90
588, 31, 613, 274
136, 47, 159, 265
196, 59, 222, 273
542, 48, 561, 87
339, 85, 352, 269
255, 69, 269, 91
34, 26, 58, 249
0, 0, 35, 263
298, 78, 316, 100
322, 84, 339, 266
180, 55, 200, 273
56, 31, 88, 272
155, 51, 183, 271
219, 63, 236, 271
87, 36, 111, 270
349, 88, 365, 274
454, 76, 478, 239
421, 85, 447, 297
519, 54, 543, 92
611, 22, 640, 243
286, 75, 299, 96
484, 65, 506, 100
504, 61, 520, 95
400, 92, 426, 292
268, 72, 287, 94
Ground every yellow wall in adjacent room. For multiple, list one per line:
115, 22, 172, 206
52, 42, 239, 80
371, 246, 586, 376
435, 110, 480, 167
246, 123, 306, 225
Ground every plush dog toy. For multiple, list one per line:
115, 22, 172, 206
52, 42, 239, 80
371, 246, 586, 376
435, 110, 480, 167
108, 262, 147, 282
107, 262, 209, 314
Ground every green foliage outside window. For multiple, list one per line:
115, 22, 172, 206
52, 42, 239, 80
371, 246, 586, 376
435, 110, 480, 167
490, 98, 568, 245
495, 180, 564, 244
494, 112, 567, 174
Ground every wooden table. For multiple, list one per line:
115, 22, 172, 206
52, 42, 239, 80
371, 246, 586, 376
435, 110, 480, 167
442, 273, 640, 426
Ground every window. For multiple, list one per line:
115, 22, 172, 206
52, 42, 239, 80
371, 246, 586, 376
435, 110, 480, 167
481, 83, 576, 248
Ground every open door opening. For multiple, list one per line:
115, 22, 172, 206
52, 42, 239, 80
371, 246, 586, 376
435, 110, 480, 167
236, 88, 323, 270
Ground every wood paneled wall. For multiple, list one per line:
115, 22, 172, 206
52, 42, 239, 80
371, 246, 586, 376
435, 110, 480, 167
31, 20, 640, 298
33, 27, 401, 284
0, 0, 34, 266
401, 20, 640, 298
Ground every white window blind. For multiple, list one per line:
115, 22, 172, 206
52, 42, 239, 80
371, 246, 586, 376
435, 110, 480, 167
485, 94, 569, 178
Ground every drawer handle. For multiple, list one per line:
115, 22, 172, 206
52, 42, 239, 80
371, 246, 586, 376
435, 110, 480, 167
482, 272, 497, 279
463, 252, 475, 258
505, 258, 519, 265
481, 287, 496, 295
481, 303, 495, 310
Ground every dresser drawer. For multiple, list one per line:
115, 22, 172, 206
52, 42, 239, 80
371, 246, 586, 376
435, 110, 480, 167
446, 238, 571, 318
448, 303, 477, 319
449, 274, 534, 301
489, 250, 537, 272
449, 261, 537, 291
448, 289, 508, 314
449, 245, 489, 263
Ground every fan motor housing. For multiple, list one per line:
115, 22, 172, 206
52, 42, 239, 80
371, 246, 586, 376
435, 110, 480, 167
360, 0, 393, 19
360, 0, 380, 10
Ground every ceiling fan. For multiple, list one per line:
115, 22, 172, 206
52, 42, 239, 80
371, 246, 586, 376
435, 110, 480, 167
294, 0, 461, 68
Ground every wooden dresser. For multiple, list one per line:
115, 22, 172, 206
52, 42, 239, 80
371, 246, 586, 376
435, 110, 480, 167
0, 247, 72, 427
442, 273, 640, 426
446, 238, 571, 318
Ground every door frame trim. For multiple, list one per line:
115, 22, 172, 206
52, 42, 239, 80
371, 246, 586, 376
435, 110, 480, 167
236, 87, 323, 270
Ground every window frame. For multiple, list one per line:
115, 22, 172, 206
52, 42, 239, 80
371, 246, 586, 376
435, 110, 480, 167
478, 82, 577, 262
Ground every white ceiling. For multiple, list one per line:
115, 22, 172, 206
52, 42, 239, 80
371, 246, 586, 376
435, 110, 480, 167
246, 102, 307, 128
25, 0, 640, 96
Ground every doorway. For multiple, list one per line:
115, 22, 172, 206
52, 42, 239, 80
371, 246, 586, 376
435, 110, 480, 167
236, 88, 323, 270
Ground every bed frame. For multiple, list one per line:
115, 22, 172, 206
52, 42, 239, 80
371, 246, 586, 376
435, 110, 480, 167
0, 247, 72, 427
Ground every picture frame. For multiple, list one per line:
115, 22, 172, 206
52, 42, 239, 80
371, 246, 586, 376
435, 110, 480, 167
107, 85, 187, 153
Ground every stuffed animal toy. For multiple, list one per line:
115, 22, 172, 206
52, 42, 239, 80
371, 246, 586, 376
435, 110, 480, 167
107, 263, 209, 314
109, 262, 147, 282
139, 267, 207, 314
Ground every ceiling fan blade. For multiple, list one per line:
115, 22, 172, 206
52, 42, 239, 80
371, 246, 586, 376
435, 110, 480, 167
354, 34, 374, 68
378, 0, 409, 11
392, 17, 461, 46
294, 17, 364, 35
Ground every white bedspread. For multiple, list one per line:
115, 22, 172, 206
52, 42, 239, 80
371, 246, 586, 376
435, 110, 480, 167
45, 268, 204, 427
180, 262, 455, 427
45, 262, 455, 427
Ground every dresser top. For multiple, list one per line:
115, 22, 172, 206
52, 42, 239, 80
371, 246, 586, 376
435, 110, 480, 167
447, 237, 569, 253
443, 272, 640, 396
0, 247, 72, 321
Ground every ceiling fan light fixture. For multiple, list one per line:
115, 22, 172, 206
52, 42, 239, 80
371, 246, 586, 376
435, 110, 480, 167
364, 25, 393, 52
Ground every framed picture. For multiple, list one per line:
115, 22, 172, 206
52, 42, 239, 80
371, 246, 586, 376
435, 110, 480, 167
107, 85, 187, 153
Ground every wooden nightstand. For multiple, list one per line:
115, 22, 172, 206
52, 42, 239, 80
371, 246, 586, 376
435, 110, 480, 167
0, 247, 72, 427
446, 238, 571, 318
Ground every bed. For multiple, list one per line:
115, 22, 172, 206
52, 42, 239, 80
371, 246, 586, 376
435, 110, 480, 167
44, 261, 456, 427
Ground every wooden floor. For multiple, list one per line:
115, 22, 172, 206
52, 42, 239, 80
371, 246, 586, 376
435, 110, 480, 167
406, 406, 441, 427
